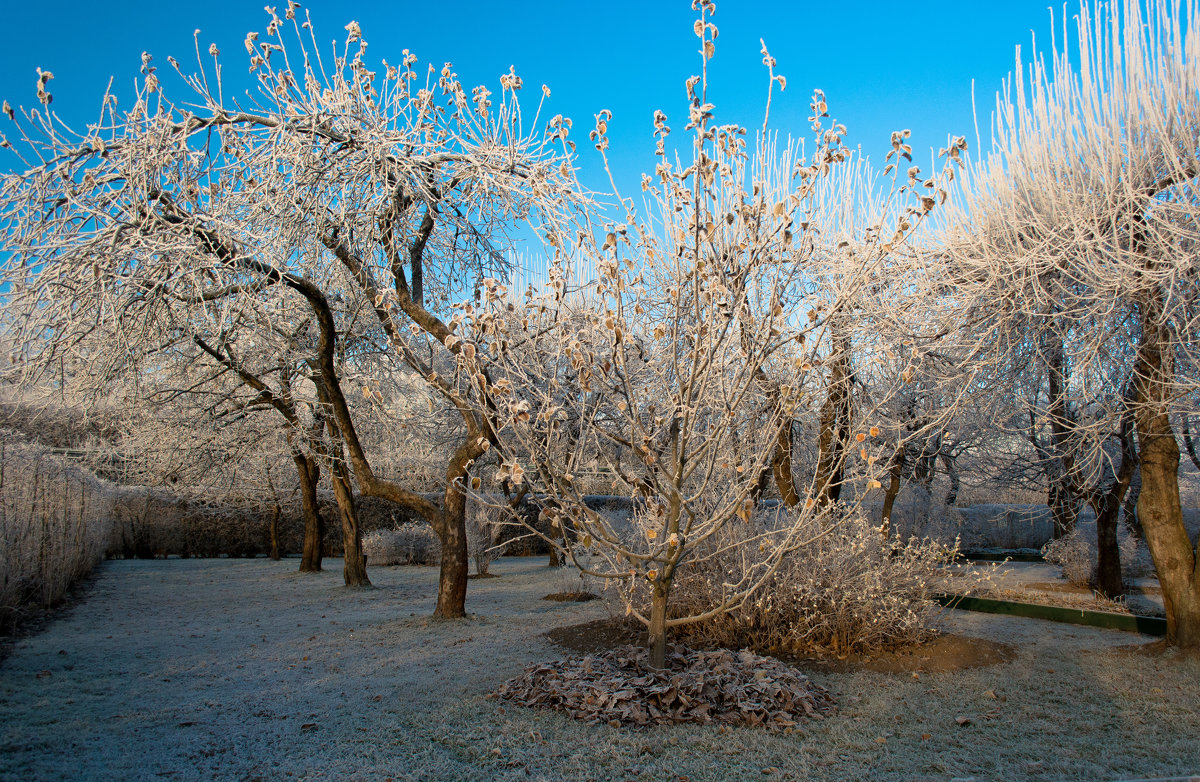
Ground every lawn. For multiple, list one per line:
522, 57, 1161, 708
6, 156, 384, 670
1, 556, 1197, 781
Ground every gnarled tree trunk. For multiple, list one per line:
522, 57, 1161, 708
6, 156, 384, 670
880, 442, 905, 540
435, 475, 470, 618
295, 450, 323, 573
1093, 385, 1137, 599
1133, 298, 1200, 647
816, 333, 853, 507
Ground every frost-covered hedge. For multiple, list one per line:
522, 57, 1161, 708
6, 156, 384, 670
0, 431, 117, 625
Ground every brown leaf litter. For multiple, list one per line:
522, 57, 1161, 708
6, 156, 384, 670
492, 644, 836, 730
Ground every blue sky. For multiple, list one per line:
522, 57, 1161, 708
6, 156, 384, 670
0, 0, 1069, 196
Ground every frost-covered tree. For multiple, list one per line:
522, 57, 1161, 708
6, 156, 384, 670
0, 6, 579, 614
470, 1, 963, 667
939, 0, 1200, 643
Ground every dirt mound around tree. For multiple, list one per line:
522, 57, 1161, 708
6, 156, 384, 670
548, 617, 1017, 675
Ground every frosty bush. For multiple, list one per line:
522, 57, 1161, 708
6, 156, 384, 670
0, 431, 117, 626
670, 511, 956, 657
1042, 523, 1153, 589
465, 498, 510, 577
362, 524, 441, 566
108, 488, 269, 559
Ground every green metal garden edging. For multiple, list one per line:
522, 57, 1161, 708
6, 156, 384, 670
934, 593, 1167, 636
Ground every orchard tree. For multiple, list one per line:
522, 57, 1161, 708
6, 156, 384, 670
939, 0, 1200, 643
0, 6, 580, 614
470, 1, 963, 667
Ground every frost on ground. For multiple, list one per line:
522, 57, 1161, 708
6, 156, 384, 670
2, 557, 1199, 782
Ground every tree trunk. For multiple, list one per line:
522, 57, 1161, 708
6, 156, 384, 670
1046, 336, 1081, 539
816, 334, 852, 507
295, 451, 323, 573
264, 461, 282, 561
771, 418, 800, 507
1123, 464, 1142, 535
1049, 483, 1083, 540
1182, 415, 1200, 471
880, 443, 905, 540
547, 515, 562, 567
329, 456, 369, 587
433, 453, 473, 618
1094, 387, 1137, 599
268, 502, 281, 561
1094, 494, 1124, 599
912, 431, 940, 493
942, 452, 960, 506
435, 497, 469, 618
648, 582, 669, 669
1133, 299, 1200, 647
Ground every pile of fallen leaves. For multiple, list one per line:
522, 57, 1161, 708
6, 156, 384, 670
492, 645, 836, 729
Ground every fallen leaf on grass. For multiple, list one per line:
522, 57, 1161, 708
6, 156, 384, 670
955, 716, 971, 726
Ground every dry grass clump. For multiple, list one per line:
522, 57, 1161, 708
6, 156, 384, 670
362, 523, 441, 565
672, 512, 957, 658
493, 644, 835, 729
1041, 522, 1154, 588
0, 431, 116, 626
362, 502, 511, 570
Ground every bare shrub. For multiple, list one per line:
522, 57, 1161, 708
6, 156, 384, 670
1042, 523, 1153, 588
362, 524, 441, 566
465, 498, 510, 576
546, 558, 603, 602
0, 431, 116, 626
670, 511, 956, 657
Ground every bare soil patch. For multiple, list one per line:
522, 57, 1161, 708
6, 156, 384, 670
1107, 638, 1200, 661
541, 591, 600, 603
790, 632, 1018, 674
547, 617, 1016, 674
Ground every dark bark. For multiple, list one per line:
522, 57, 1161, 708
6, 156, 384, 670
1093, 385, 1137, 599
435, 466, 471, 618
547, 514, 563, 568
770, 418, 800, 507
880, 443, 905, 540
268, 502, 281, 561
1132, 297, 1200, 647
912, 431, 940, 492
1046, 337, 1082, 539
648, 582, 670, 669
264, 461, 282, 561
314, 380, 369, 587
942, 452, 960, 506
1123, 465, 1142, 536
329, 455, 369, 586
295, 449, 324, 573
816, 334, 853, 507
1182, 415, 1200, 471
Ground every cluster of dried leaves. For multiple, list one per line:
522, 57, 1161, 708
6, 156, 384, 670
492, 644, 835, 729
